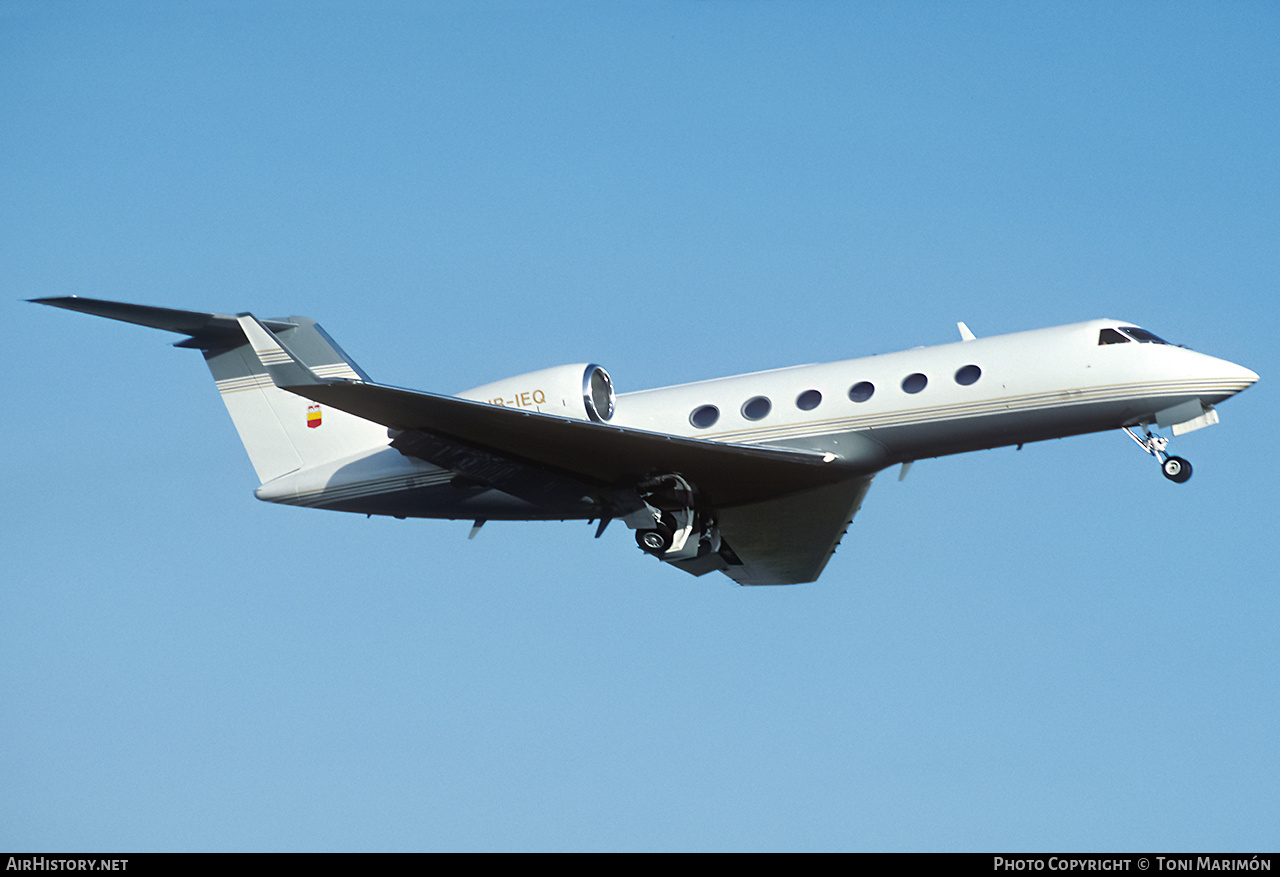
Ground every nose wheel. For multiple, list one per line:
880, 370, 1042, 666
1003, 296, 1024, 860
1161, 455, 1192, 483
1124, 426, 1192, 483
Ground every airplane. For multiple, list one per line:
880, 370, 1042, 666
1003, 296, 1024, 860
31, 296, 1257, 586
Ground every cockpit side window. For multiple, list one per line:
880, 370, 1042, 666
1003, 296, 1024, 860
1120, 326, 1169, 344
1098, 328, 1130, 345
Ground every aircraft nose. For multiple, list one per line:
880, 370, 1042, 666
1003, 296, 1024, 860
1182, 349, 1258, 403
1216, 357, 1258, 395
1229, 360, 1259, 387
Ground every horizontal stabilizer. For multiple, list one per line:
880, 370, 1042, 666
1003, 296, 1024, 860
31, 296, 296, 349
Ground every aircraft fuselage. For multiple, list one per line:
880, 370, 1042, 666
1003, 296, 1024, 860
618, 318, 1255, 469
256, 318, 1255, 520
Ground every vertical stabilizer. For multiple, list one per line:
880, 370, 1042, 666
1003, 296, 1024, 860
205, 315, 388, 483
31, 297, 389, 485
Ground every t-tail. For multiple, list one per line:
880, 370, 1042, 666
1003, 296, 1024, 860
30, 297, 389, 484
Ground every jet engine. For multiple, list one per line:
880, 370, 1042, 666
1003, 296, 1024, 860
457, 363, 615, 422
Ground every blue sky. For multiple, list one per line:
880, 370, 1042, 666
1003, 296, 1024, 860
3, 1, 1276, 852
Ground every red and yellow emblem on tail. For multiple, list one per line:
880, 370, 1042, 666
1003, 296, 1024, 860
306, 404, 322, 429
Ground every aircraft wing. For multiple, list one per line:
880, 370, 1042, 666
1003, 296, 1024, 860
295, 378, 873, 584
293, 377, 853, 507
226, 312, 875, 584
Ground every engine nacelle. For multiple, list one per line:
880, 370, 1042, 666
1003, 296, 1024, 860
457, 363, 615, 422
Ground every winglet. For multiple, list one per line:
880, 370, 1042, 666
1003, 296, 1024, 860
957, 322, 976, 342
235, 313, 325, 387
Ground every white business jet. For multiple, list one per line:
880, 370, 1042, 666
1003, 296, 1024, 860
33, 297, 1257, 586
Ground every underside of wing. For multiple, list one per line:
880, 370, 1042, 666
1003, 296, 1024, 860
719, 475, 874, 585
667, 476, 875, 585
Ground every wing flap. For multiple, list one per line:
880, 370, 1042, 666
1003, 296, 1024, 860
389, 428, 608, 509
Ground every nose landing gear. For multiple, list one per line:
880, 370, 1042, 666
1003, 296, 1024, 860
1124, 426, 1193, 483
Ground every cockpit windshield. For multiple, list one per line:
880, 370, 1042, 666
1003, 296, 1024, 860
1098, 326, 1171, 345
1119, 327, 1168, 344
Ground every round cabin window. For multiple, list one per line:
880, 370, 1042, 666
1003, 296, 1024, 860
741, 396, 772, 421
848, 381, 875, 402
690, 405, 720, 429
796, 389, 822, 411
902, 373, 928, 394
